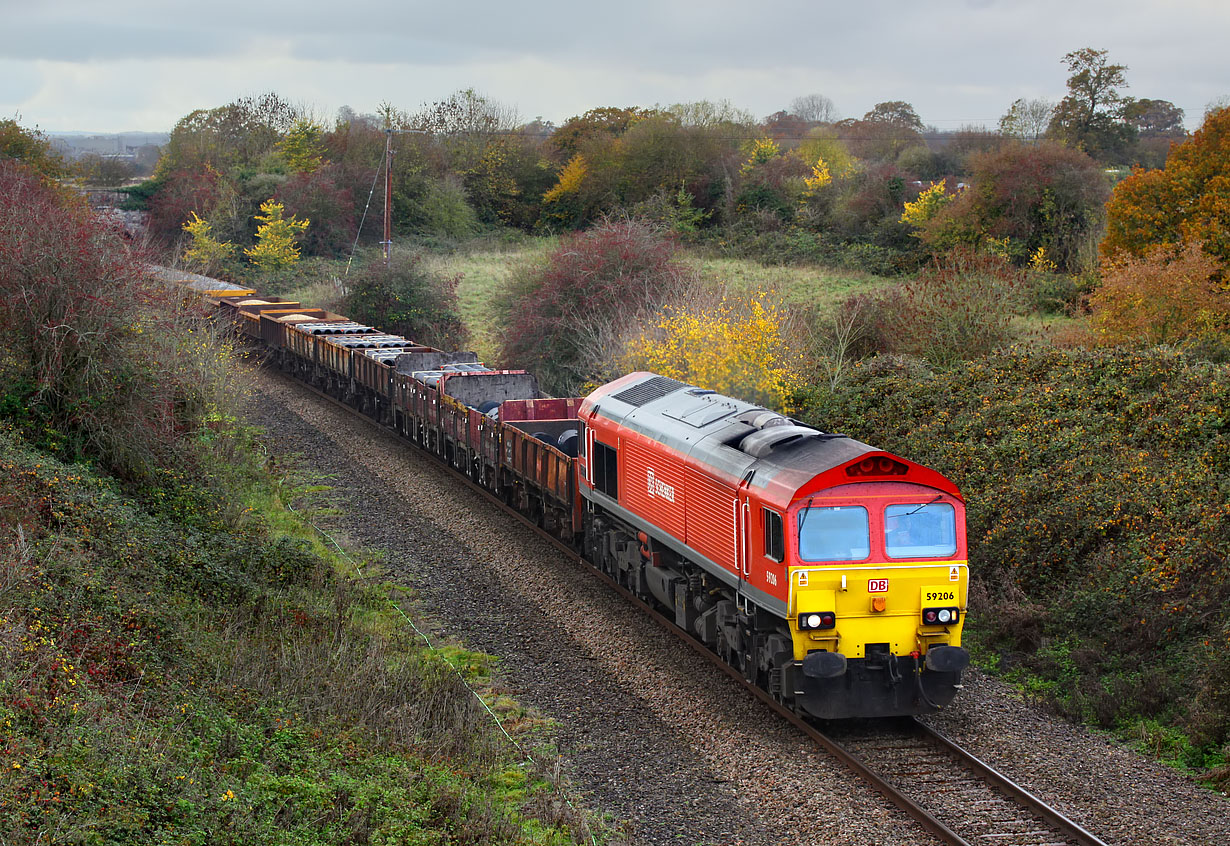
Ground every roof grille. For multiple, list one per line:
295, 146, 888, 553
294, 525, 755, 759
611, 375, 684, 407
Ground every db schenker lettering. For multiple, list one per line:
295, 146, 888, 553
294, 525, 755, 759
646, 468, 676, 503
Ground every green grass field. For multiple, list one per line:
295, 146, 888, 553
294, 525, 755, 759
425, 239, 893, 362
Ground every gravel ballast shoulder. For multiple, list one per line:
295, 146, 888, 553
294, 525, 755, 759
244, 367, 1229, 846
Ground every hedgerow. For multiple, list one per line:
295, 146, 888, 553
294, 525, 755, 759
795, 346, 1230, 773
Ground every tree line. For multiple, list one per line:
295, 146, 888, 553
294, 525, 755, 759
20, 47, 1182, 284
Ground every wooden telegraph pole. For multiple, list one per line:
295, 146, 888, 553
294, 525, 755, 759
383, 129, 393, 268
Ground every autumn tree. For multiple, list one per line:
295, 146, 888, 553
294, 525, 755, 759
790, 93, 838, 125
837, 101, 926, 162
156, 92, 301, 175
1124, 99, 1185, 137
916, 142, 1109, 271
1048, 48, 1135, 162
541, 106, 748, 229
0, 119, 65, 178
1123, 98, 1186, 168
999, 98, 1054, 142
549, 106, 659, 158
244, 199, 308, 270
762, 111, 812, 144
1089, 243, 1228, 345
1101, 106, 1230, 267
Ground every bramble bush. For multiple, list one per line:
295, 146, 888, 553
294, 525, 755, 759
494, 218, 698, 395
1102, 106, 1230, 267
795, 346, 1230, 773
0, 160, 241, 483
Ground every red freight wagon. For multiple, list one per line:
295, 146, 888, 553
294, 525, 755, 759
228, 298, 303, 338
496, 395, 583, 538
437, 370, 537, 472
258, 309, 341, 350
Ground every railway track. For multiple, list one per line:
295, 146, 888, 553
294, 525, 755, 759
267, 358, 1112, 846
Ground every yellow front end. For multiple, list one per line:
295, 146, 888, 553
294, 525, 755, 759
788, 562, 968, 660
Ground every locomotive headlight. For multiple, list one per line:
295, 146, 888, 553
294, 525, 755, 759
937, 609, 952, 623
799, 612, 836, 630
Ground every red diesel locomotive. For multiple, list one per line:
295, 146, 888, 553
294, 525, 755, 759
577, 373, 970, 719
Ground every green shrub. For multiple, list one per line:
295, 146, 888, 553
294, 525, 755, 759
1029, 271, 1084, 314
341, 253, 468, 350
795, 345, 1230, 764
830, 248, 1028, 368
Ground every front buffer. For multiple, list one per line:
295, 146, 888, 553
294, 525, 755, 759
785, 562, 971, 720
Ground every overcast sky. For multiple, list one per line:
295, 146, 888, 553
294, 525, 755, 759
4, 0, 1228, 135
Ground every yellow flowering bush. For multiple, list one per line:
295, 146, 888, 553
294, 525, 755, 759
622, 292, 802, 410
802, 158, 832, 193
543, 154, 588, 204
1028, 246, 1058, 273
900, 179, 952, 230
739, 138, 781, 175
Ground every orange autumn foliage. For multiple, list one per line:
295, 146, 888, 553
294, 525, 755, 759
1102, 107, 1230, 266
1089, 243, 1229, 345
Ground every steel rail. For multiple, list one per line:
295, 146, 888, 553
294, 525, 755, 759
911, 720, 1111, 846
259, 360, 1107, 846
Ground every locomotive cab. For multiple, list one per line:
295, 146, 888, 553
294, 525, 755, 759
784, 468, 970, 719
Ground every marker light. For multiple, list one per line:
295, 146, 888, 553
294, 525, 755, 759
799, 612, 837, 630
922, 606, 961, 626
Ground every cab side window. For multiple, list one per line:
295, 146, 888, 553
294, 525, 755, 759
592, 441, 619, 499
763, 508, 784, 561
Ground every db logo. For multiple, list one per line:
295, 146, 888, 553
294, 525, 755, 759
868, 579, 890, 593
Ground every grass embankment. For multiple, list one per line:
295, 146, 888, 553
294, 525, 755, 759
796, 347, 1230, 782
0, 423, 601, 844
